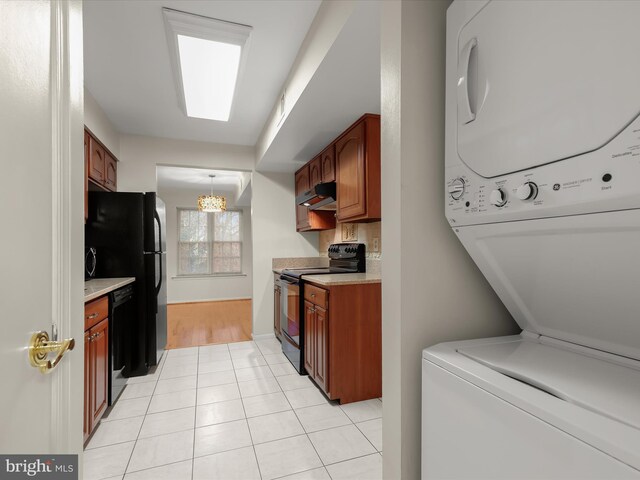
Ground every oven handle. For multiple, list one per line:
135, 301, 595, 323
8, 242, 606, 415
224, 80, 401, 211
278, 275, 299, 286
281, 330, 298, 348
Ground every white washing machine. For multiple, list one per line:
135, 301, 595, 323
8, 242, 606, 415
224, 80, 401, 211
423, 1, 640, 478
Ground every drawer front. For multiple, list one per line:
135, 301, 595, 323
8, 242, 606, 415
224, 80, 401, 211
85, 296, 108, 331
304, 284, 328, 308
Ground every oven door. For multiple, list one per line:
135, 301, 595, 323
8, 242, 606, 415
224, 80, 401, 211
278, 275, 304, 373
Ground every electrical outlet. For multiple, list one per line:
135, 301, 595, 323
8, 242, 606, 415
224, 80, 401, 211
372, 237, 379, 252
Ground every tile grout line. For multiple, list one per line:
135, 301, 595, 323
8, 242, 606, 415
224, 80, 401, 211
120, 353, 166, 478
352, 417, 383, 454
90, 342, 382, 479
278, 362, 328, 476
240, 341, 267, 479
191, 345, 204, 480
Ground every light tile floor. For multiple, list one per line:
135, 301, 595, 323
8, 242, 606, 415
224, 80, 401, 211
84, 338, 383, 480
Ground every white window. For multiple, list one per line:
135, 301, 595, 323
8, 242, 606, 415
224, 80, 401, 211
178, 209, 242, 275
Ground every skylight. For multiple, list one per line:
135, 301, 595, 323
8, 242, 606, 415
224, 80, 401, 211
163, 9, 252, 122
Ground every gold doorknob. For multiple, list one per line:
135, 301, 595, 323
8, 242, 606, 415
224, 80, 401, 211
28, 331, 75, 374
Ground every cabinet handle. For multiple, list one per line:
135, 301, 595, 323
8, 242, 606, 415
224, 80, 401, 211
311, 293, 316, 297
87, 313, 98, 319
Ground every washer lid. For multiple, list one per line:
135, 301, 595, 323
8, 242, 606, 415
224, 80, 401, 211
456, 209, 640, 362
458, 339, 640, 431
456, 0, 640, 178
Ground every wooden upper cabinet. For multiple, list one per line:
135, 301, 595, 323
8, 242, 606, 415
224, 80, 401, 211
84, 131, 89, 222
295, 165, 311, 230
336, 114, 381, 222
309, 156, 322, 188
321, 145, 335, 183
85, 128, 118, 193
88, 136, 105, 184
104, 153, 117, 191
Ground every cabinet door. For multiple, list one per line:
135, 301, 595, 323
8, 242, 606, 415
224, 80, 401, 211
336, 121, 367, 221
309, 156, 322, 187
321, 145, 335, 183
274, 284, 281, 338
314, 305, 328, 393
83, 330, 91, 443
303, 300, 315, 377
295, 166, 311, 231
88, 135, 105, 184
84, 131, 89, 222
91, 319, 109, 425
104, 153, 117, 191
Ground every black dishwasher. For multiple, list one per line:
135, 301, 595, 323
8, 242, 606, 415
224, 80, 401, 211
109, 284, 134, 405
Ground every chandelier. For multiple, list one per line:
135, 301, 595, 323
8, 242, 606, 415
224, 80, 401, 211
198, 175, 227, 212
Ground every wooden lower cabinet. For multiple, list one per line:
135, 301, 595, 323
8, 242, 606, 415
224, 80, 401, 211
313, 304, 328, 392
274, 276, 282, 340
304, 300, 316, 378
84, 297, 109, 444
304, 282, 380, 404
83, 331, 91, 443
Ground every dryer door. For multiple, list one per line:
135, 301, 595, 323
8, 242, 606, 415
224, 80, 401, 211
456, 1, 640, 178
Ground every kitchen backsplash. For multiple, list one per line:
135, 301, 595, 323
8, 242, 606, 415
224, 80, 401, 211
319, 221, 382, 259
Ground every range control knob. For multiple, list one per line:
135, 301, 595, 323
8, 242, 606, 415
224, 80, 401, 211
516, 182, 538, 201
490, 188, 507, 207
448, 178, 465, 200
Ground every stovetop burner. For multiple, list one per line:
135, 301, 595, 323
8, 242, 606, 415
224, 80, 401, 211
280, 267, 353, 279
280, 243, 366, 279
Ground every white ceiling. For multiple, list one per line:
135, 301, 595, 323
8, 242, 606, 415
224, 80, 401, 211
83, 0, 321, 146
257, 1, 381, 172
156, 166, 243, 193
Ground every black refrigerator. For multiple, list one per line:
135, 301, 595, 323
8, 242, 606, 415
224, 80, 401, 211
86, 191, 167, 377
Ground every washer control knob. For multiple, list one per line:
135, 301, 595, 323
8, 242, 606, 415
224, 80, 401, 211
490, 188, 507, 207
516, 182, 538, 201
448, 178, 465, 200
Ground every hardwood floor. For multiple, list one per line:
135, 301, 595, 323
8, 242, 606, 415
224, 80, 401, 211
166, 298, 252, 349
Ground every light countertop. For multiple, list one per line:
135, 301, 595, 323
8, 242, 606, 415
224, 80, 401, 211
302, 273, 382, 286
85, 277, 136, 302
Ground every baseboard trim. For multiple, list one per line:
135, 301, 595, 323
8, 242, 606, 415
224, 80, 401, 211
168, 298, 251, 306
252, 332, 276, 341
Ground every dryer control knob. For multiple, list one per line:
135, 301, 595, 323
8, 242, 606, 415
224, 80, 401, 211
516, 182, 538, 201
490, 188, 507, 207
448, 178, 465, 200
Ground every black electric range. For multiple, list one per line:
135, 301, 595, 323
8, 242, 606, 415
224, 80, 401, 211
278, 243, 366, 373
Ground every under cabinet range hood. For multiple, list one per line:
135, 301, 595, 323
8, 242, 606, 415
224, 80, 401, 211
296, 181, 337, 211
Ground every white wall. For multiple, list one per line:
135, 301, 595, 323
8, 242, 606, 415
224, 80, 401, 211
380, 2, 519, 478
84, 87, 120, 158
158, 187, 252, 304
251, 172, 319, 335
118, 134, 255, 193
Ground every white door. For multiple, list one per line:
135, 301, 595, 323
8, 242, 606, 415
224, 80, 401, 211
456, 0, 640, 178
0, 0, 84, 461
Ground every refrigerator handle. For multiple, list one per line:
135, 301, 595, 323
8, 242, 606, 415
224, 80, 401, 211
155, 253, 162, 296
154, 210, 162, 253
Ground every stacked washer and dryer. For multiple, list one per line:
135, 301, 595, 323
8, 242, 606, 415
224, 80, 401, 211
422, 1, 640, 478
